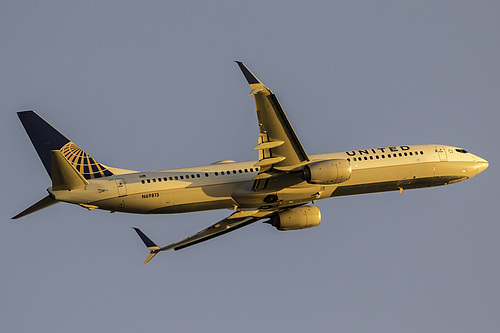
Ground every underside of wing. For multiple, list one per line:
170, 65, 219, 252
133, 210, 274, 263
159, 214, 262, 251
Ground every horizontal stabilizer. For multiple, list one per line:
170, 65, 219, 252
12, 195, 58, 219
51, 150, 89, 190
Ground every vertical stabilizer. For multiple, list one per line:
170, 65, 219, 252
18, 111, 70, 177
17, 111, 113, 180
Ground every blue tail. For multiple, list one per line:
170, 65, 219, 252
18, 111, 113, 180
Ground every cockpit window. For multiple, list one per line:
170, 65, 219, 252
456, 149, 468, 153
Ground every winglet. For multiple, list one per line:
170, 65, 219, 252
132, 228, 161, 264
235, 61, 261, 85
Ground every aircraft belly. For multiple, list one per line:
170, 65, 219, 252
92, 183, 239, 214
332, 161, 467, 197
148, 199, 234, 214
232, 180, 325, 209
151, 184, 236, 214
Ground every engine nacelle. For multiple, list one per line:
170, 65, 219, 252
269, 205, 321, 231
303, 159, 351, 184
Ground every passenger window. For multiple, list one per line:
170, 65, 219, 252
197, 174, 200, 178
364, 157, 368, 160
239, 170, 242, 173
409, 152, 413, 156
215, 172, 218, 176
221, 171, 225, 175
191, 175, 195, 179
420, 151, 424, 154
174, 176, 178, 180
180, 176, 184, 180
205, 173, 209, 177
244, 169, 248, 172
141, 180, 145, 184
147, 179, 151, 183
370, 156, 373, 160
152, 178, 156, 182
404, 152, 407, 156
169, 177, 173, 181
250, 168, 254, 172
381, 155, 385, 159
398, 153, 402, 157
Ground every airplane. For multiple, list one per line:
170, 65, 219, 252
13, 61, 489, 264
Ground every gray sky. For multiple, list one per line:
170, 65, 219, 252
1, 1, 499, 332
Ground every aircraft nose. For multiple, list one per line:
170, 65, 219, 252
475, 159, 489, 175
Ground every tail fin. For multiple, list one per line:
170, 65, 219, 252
18, 111, 113, 180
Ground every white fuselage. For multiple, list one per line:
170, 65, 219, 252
50, 144, 488, 215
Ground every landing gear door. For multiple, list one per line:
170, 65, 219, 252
435, 146, 447, 161
115, 178, 127, 197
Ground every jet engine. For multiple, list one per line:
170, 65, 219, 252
303, 159, 351, 184
269, 205, 321, 231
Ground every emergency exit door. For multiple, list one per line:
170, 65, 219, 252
115, 178, 127, 197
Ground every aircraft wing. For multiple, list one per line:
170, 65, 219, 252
235, 62, 310, 190
133, 210, 274, 264
236, 61, 309, 191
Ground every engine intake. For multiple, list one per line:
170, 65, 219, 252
303, 159, 351, 184
269, 205, 321, 231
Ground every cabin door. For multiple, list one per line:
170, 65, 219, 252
435, 146, 447, 161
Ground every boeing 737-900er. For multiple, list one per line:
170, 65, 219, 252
13, 62, 488, 264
